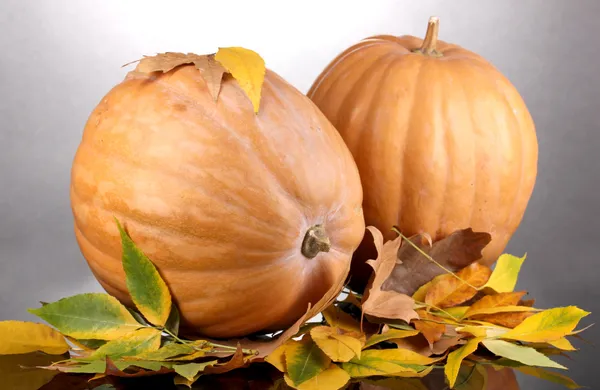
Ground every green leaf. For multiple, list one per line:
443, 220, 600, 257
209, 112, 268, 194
83, 328, 162, 360
500, 306, 591, 343
341, 349, 438, 378
173, 360, 217, 381
482, 339, 566, 369
285, 336, 331, 386
445, 337, 483, 388
483, 254, 525, 293
363, 329, 420, 348
0, 320, 69, 355
27, 293, 142, 340
113, 359, 171, 371
517, 366, 582, 389
132, 342, 195, 361
116, 218, 172, 327
64, 360, 107, 373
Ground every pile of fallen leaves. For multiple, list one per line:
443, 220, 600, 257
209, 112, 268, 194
0, 221, 591, 390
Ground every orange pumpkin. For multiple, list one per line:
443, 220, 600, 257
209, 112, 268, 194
70, 53, 365, 338
307, 17, 538, 289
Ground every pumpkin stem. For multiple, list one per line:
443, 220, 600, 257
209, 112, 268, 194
414, 16, 443, 57
301, 225, 331, 259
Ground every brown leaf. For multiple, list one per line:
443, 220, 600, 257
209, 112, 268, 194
204, 344, 248, 374
381, 228, 491, 296
361, 227, 418, 323
431, 336, 465, 355
126, 52, 227, 102
391, 335, 433, 357
464, 292, 527, 318
476, 311, 534, 328
520, 298, 536, 307
412, 311, 446, 346
425, 263, 492, 308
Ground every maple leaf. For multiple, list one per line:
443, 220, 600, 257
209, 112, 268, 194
381, 228, 491, 297
361, 227, 418, 323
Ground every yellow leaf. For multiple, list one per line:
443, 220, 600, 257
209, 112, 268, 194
309, 326, 363, 362
342, 349, 441, 378
84, 327, 162, 360
483, 254, 526, 293
265, 343, 288, 372
364, 329, 420, 348
322, 306, 361, 333
500, 306, 590, 343
215, 47, 266, 113
425, 263, 492, 308
548, 337, 576, 351
444, 337, 483, 388
464, 305, 538, 318
0, 321, 69, 355
285, 337, 331, 386
443, 306, 470, 319
284, 364, 350, 390
412, 281, 433, 302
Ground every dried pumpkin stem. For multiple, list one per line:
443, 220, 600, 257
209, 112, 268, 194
414, 16, 443, 57
301, 224, 331, 259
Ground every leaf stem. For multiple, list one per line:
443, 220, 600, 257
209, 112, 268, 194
392, 227, 479, 291
159, 327, 257, 355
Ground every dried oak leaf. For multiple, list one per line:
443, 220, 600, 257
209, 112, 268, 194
382, 228, 491, 297
125, 52, 226, 102
361, 227, 418, 323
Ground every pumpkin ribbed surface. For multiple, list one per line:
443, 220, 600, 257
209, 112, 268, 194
70, 65, 365, 338
308, 30, 538, 288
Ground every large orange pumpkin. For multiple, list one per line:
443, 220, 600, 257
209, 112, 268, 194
307, 17, 538, 289
70, 53, 365, 338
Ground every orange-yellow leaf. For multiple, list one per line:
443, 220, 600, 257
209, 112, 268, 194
322, 306, 361, 333
412, 311, 445, 346
465, 305, 538, 318
364, 328, 420, 348
264, 343, 288, 372
215, 47, 265, 113
425, 263, 492, 308
477, 311, 535, 328
412, 281, 433, 302
444, 337, 484, 388
464, 291, 526, 317
0, 321, 69, 355
284, 364, 350, 390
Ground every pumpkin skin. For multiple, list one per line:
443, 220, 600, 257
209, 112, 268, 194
307, 18, 538, 289
70, 63, 365, 338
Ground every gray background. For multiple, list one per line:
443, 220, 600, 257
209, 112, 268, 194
1, 0, 598, 388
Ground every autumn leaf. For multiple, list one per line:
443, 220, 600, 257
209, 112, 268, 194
27, 293, 142, 340
173, 360, 218, 382
548, 337, 577, 351
204, 345, 249, 374
284, 364, 350, 390
309, 326, 363, 362
500, 306, 590, 343
482, 339, 565, 369
464, 292, 525, 316
129, 342, 195, 361
361, 227, 418, 323
265, 343, 288, 372
322, 305, 361, 333
215, 47, 266, 113
452, 364, 488, 390
382, 227, 491, 296
476, 311, 534, 329
284, 337, 331, 386
483, 254, 526, 293
82, 328, 162, 361
0, 321, 69, 355
0, 352, 66, 390
115, 219, 172, 327
445, 337, 483, 388
342, 349, 441, 378
105, 357, 174, 377
363, 328, 420, 348
516, 366, 582, 389
425, 263, 492, 308
412, 311, 446, 346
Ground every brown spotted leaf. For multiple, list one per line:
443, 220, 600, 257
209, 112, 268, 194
381, 228, 491, 296
425, 263, 492, 308
361, 227, 418, 323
